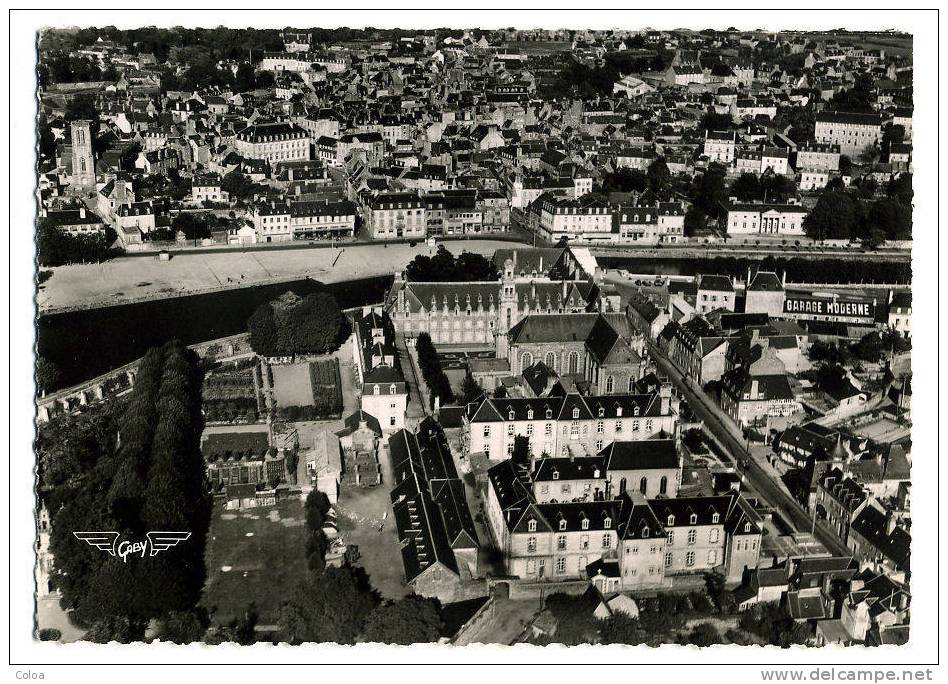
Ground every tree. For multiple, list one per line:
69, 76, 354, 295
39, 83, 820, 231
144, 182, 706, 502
729, 173, 761, 202
404, 245, 498, 282
803, 191, 857, 241
886, 173, 913, 206
680, 622, 723, 647
220, 170, 256, 201
211, 603, 259, 645
683, 206, 706, 235
699, 111, 733, 133
867, 199, 912, 241
690, 163, 728, 218
815, 363, 849, 395
36, 219, 117, 267
157, 609, 209, 644
65, 93, 100, 123
248, 291, 348, 357
839, 155, 853, 176
35, 356, 61, 396
602, 167, 647, 194
511, 434, 530, 466
882, 124, 906, 147
598, 613, 646, 645
858, 144, 880, 168
361, 596, 442, 644
44, 341, 209, 628
647, 157, 671, 192
247, 302, 278, 357
459, 373, 485, 406
278, 566, 378, 644
172, 213, 213, 241
851, 331, 886, 363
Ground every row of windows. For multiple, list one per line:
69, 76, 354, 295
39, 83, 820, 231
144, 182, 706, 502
526, 534, 611, 552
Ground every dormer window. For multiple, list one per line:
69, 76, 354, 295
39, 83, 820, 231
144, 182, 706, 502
633, 406, 640, 416
598, 407, 605, 418
546, 409, 552, 419
667, 514, 675, 526
616, 407, 623, 417
552, 471, 559, 480
690, 513, 698, 525
527, 409, 534, 420
581, 518, 589, 530
642, 525, 649, 538
527, 519, 537, 532
508, 409, 515, 420
373, 384, 380, 395
744, 522, 751, 532
572, 407, 580, 419
712, 512, 720, 524
604, 517, 612, 530
559, 519, 567, 531
390, 384, 397, 395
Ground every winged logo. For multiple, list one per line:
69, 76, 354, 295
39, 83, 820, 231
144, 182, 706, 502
73, 531, 120, 556
73, 531, 190, 561
146, 531, 192, 556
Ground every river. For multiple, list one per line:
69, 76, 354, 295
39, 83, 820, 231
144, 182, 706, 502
36, 253, 910, 392
36, 275, 394, 391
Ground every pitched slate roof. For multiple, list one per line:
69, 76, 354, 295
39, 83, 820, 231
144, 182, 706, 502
850, 505, 911, 571
601, 439, 679, 471
532, 456, 606, 483
648, 495, 736, 528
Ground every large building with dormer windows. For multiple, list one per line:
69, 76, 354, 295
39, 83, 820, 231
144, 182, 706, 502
485, 455, 762, 589
465, 388, 676, 461
384, 249, 603, 349
351, 307, 408, 432
365, 191, 427, 240
235, 122, 311, 164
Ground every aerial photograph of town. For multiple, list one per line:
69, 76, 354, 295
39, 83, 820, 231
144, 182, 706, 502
28, 17, 919, 657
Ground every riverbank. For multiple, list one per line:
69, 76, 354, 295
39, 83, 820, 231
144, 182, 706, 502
37, 238, 524, 315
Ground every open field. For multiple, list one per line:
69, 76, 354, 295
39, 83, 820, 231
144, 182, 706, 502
201, 498, 308, 626
38, 238, 520, 313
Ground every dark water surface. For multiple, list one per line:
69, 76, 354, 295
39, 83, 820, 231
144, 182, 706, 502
37, 275, 393, 391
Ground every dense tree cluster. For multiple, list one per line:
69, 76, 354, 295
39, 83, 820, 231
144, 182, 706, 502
728, 172, 796, 203
361, 596, 443, 644
539, 50, 670, 100
414, 333, 455, 410
278, 566, 378, 644
738, 601, 812, 647
37, 219, 119, 267
247, 291, 350, 358
803, 177, 913, 244
41, 341, 210, 641
303, 489, 332, 573
828, 73, 876, 113
404, 245, 499, 282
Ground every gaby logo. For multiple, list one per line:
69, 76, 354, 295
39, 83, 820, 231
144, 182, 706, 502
73, 531, 191, 562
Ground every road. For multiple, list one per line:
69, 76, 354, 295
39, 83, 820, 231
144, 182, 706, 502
647, 341, 849, 557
